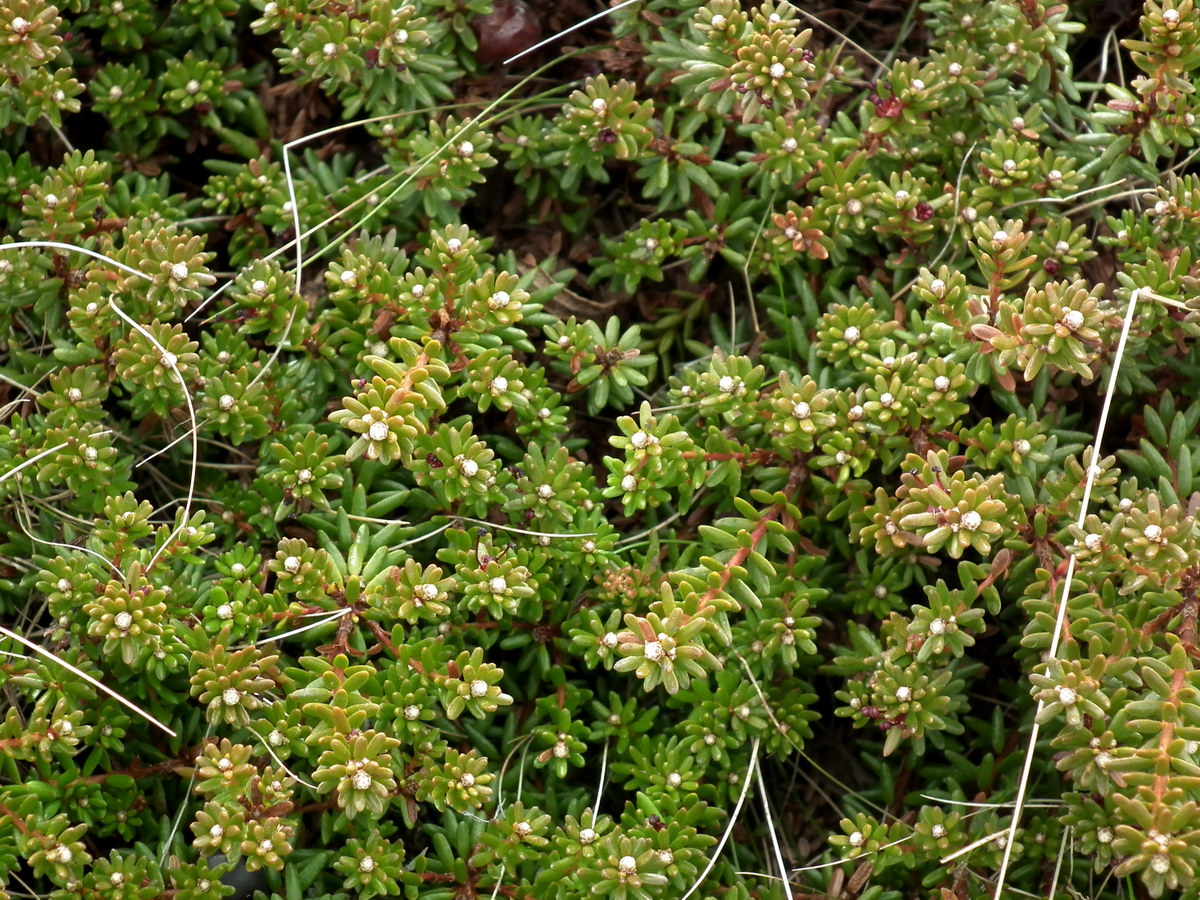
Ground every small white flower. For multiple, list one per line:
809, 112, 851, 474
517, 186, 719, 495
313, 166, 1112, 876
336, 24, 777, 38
230, 563, 246, 577
621, 474, 637, 492
43, 192, 60, 208
10, 16, 30, 32
160, 351, 178, 369
591, 97, 607, 113
962, 206, 978, 222
665, 772, 682, 788
879, 392, 895, 407
895, 685, 913, 702
217, 394, 235, 411
849, 831, 865, 847
579, 827, 597, 844
460, 458, 479, 477
217, 604, 234, 620
1163, 8, 1180, 25
322, 42, 337, 57
514, 820, 532, 837
710, 13, 726, 26
487, 290, 510, 309
618, 855, 638, 874
57, 578, 71, 592
643, 641, 663, 661
1062, 309, 1084, 331
602, 632, 619, 649
447, 238, 462, 252
934, 375, 951, 392
845, 198, 862, 215
553, 741, 569, 758
1144, 523, 1163, 542
368, 421, 390, 443
910, 78, 925, 91
1119, 497, 1133, 511
114, 611, 133, 631
403, 704, 421, 720
351, 771, 372, 790
1057, 686, 1077, 705
393, 28, 408, 43
170, 262, 189, 281
222, 688, 241, 706
842, 325, 861, 344
947, 62, 963, 76
893, 190, 909, 203
792, 401, 811, 419
185, 79, 201, 94
992, 229, 1009, 246
358, 855, 376, 873
470, 679, 489, 697
283, 555, 301, 573
1096, 826, 1113, 843
489, 576, 507, 594
83, 446, 98, 462
718, 374, 736, 393
1152, 854, 1171, 874
961, 510, 982, 532
658, 850, 674, 866
769, 62, 786, 79
459, 772, 476, 787
457, 140, 474, 157
630, 430, 649, 448
1002, 159, 1016, 173
928, 618, 945, 635
490, 375, 509, 393
782, 137, 798, 152
932, 824, 947, 839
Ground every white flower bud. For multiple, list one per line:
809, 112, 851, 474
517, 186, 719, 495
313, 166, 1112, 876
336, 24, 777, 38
322, 42, 337, 57
769, 62, 786, 79
895, 686, 913, 702
368, 421, 389, 442
283, 555, 301, 573
217, 604, 234, 620
621, 474, 637, 492
1058, 686, 1078, 705
928, 618, 945, 635
932, 824, 946, 839
1152, 854, 1171, 874
170, 262, 189, 281
948, 62, 962, 76
792, 401, 811, 419
222, 688, 241, 706
351, 771, 372, 790
1062, 309, 1084, 331
470, 679, 488, 697
457, 141, 474, 157
1144, 523, 1163, 542
618, 856, 637, 874
718, 374, 736, 392
490, 375, 509, 393
643, 641, 663, 661
934, 375, 951, 392
849, 831, 865, 847
114, 611, 133, 631
460, 458, 479, 477
842, 325, 861, 344
579, 827, 597, 844
1163, 8, 1180, 25
961, 510, 982, 531
591, 97, 607, 112
1084, 533, 1102, 551
489, 576, 507, 594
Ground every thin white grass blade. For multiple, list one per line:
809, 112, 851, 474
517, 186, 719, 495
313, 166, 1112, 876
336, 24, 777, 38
0, 625, 176, 737
107, 300, 199, 572
755, 756, 791, 894
251, 607, 353, 646
503, 0, 642, 66
992, 288, 1141, 898
680, 737, 759, 900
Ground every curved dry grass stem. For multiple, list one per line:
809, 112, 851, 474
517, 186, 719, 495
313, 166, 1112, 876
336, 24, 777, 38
680, 737, 760, 900
106, 299, 199, 572
991, 287, 1142, 899
0, 624, 176, 736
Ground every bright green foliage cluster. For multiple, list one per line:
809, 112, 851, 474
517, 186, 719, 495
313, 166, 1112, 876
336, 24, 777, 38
8, 0, 1200, 899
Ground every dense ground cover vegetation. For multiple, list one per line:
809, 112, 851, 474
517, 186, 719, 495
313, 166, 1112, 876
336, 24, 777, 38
4, 0, 1200, 897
